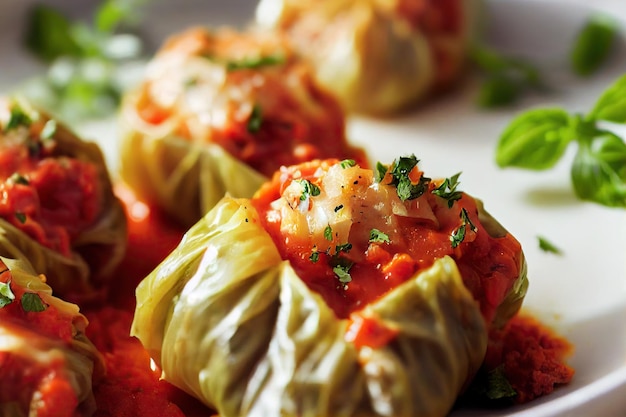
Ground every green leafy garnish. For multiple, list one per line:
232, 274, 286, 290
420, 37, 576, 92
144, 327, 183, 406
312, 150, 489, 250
335, 243, 352, 254
473, 367, 518, 401
22, 1, 146, 121
495, 74, 626, 208
247, 104, 263, 133
375, 161, 388, 183
21, 292, 47, 313
5, 105, 33, 131
226, 54, 285, 71
309, 251, 320, 263
333, 262, 353, 284
432, 172, 463, 208
387, 155, 431, 201
471, 46, 543, 108
340, 159, 356, 169
369, 228, 390, 244
334, 204, 344, 213
571, 15, 618, 77
451, 208, 477, 248
0, 279, 16, 308
537, 236, 563, 255
296, 179, 321, 201
9, 173, 30, 186
14, 213, 27, 224
324, 225, 333, 241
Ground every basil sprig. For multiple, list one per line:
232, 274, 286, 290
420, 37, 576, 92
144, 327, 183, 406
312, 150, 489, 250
570, 15, 618, 77
496, 74, 626, 208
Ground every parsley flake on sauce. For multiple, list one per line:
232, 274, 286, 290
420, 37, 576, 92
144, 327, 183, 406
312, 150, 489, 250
432, 172, 463, 208
247, 104, 263, 133
333, 263, 353, 284
388, 155, 431, 202
226, 54, 285, 71
340, 159, 356, 169
369, 228, 390, 244
296, 179, 321, 201
324, 225, 333, 241
451, 208, 477, 248
21, 292, 47, 313
0, 279, 16, 308
14, 213, 27, 224
9, 173, 29, 186
5, 106, 33, 131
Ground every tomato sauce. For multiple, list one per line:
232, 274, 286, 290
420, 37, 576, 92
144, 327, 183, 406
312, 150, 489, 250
0, 120, 102, 256
251, 159, 522, 322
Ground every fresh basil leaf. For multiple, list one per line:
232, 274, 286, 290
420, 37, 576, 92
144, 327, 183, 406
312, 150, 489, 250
24, 4, 83, 62
0, 280, 16, 308
21, 292, 47, 313
571, 15, 618, 77
477, 76, 521, 108
571, 132, 626, 207
588, 74, 626, 123
496, 108, 573, 169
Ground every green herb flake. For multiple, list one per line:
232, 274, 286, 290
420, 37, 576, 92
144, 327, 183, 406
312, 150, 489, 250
5, 106, 33, 131
375, 162, 388, 183
309, 251, 320, 263
9, 173, 29, 186
333, 264, 352, 284
324, 225, 333, 241
334, 204, 344, 213
40, 119, 57, 140
388, 155, 431, 201
296, 179, 321, 201
0, 279, 16, 308
226, 54, 285, 72
537, 235, 563, 255
15, 213, 27, 224
451, 208, 477, 248
340, 159, 356, 169
369, 228, 390, 244
335, 243, 352, 254
432, 172, 463, 208
247, 104, 263, 134
21, 292, 47, 313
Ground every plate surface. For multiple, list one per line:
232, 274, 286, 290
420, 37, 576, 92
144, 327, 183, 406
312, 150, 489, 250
1, 0, 625, 416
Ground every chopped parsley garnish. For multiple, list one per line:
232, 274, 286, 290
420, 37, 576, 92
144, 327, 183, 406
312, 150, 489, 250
5, 106, 32, 131
450, 208, 477, 248
40, 119, 57, 140
226, 54, 285, 71
0, 279, 16, 308
9, 173, 29, 186
21, 292, 47, 313
432, 172, 463, 208
335, 243, 352, 254
14, 213, 27, 224
333, 263, 353, 284
340, 159, 356, 169
309, 251, 320, 263
369, 228, 390, 244
387, 155, 431, 201
334, 204, 344, 212
247, 104, 263, 133
538, 236, 563, 255
296, 179, 321, 201
324, 225, 333, 241
375, 161, 388, 183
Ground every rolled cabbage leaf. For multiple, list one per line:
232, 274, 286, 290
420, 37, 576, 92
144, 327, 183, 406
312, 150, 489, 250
255, 0, 483, 115
0, 256, 104, 417
132, 196, 488, 417
0, 98, 127, 299
119, 27, 366, 228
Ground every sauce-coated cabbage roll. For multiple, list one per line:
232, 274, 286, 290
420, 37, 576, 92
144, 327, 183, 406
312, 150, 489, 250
132, 157, 527, 417
0, 98, 126, 300
120, 27, 366, 227
0, 257, 104, 417
256, 0, 482, 115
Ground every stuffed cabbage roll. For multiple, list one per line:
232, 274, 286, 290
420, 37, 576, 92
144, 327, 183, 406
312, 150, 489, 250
0, 97, 126, 300
132, 156, 527, 417
119, 27, 367, 227
0, 256, 104, 417
255, 0, 482, 115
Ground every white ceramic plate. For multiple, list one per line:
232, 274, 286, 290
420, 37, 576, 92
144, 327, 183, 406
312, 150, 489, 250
1, 0, 625, 416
